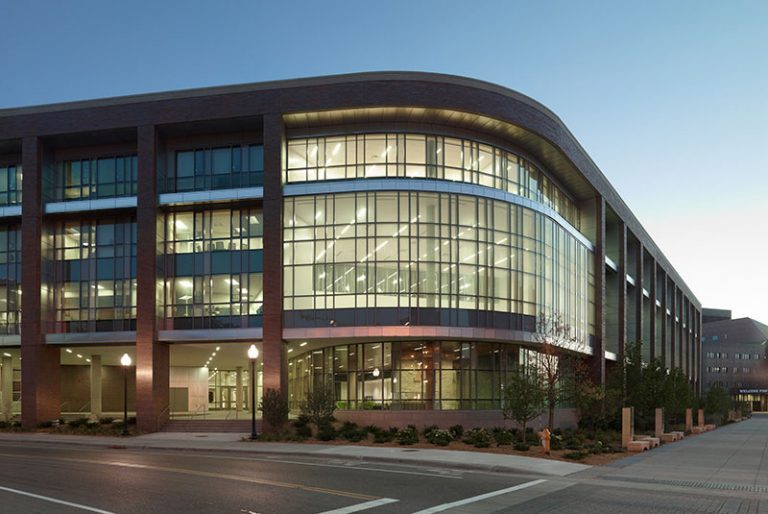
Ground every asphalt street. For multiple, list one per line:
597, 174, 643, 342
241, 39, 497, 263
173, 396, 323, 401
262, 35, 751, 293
0, 414, 767, 513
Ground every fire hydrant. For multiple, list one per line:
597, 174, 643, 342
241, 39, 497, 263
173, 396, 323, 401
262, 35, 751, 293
538, 428, 551, 455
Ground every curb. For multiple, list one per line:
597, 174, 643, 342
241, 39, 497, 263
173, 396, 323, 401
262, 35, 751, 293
0, 434, 578, 476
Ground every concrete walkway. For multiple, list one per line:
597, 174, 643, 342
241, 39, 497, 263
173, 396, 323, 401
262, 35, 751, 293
579, 413, 768, 489
0, 430, 589, 477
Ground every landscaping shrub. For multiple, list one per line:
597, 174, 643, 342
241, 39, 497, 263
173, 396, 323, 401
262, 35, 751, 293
492, 428, 515, 446
68, 417, 90, 428
463, 427, 491, 448
293, 415, 313, 438
449, 424, 464, 439
317, 422, 336, 441
513, 442, 530, 451
426, 428, 453, 446
337, 421, 366, 442
99, 417, 115, 425
422, 424, 439, 438
563, 451, 588, 460
372, 427, 398, 443
396, 425, 419, 445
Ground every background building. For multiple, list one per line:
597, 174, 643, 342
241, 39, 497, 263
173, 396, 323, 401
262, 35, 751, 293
702, 308, 768, 411
0, 72, 701, 431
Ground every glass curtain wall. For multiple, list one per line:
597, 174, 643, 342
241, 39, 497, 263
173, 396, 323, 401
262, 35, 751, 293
165, 145, 264, 193
284, 191, 594, 343
286, 134, 579, 229
50, 218, 137, 332
163, 208, 264, 329
0, 165, 22, 205
53, 155, 137, 201
0, 226, 21, 334
288, 341, 522, 410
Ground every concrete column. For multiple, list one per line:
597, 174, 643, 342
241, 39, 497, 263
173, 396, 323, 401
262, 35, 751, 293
235, 366, 243, 414
622, 406, 634, 448
21, 136, 61, 428
685, 408, 693, 432
90, 355, 102, 418
655, 408, 664, 438
136, 125, 169, 432
1, 356, 12, 421
636, 243, 644, 356
698, 408, 704, 427
262, 114, 286, 401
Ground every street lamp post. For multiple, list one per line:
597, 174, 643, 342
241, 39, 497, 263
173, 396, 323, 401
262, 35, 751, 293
120, 353, 132, 436
247, 344, 259, 440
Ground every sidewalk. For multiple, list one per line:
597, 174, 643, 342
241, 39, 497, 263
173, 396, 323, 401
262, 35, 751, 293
0, 431, 589, 477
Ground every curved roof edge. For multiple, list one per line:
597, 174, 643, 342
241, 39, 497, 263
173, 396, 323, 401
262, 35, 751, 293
0, 71, 701, 307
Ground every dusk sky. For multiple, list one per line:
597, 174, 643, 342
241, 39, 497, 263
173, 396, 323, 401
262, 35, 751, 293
2, 0, 766, 322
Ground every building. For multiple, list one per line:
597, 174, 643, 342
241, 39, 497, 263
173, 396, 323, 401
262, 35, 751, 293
702, 309, 768, 411
0, 72, 702, 431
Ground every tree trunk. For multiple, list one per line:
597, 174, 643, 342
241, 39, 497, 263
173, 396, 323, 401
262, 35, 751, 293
549, 400, 555, 429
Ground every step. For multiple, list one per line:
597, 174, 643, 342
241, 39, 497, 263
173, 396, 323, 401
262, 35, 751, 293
161, 420, 262, 433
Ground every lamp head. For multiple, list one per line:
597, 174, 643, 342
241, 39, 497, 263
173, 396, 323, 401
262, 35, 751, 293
120, 353, 132, 367
248, 344, 259, 360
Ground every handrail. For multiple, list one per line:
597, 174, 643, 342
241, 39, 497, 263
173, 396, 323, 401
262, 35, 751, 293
156, 404, 170, 431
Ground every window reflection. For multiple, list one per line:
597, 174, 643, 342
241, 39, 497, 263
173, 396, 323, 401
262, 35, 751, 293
0, 226, 21, 334
0, 165, 22, 206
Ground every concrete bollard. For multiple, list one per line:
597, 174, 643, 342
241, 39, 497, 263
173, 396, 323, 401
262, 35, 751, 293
655, 408, 664, 438
698, 409, 705, 428
685, 408, 693, 432
622, 407, 634, 449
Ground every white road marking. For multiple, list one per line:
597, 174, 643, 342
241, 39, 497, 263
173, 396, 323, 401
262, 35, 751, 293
410, 479, 548, 513
317, 497, 399, 514
0, 484, 117, 513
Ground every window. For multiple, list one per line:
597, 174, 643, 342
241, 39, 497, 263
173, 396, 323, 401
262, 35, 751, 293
0, 165, 21, 205
0, 226, 21, 334
51, 218, 137, 332
55, 155, 137, 201
285, 134, 580, 229
163, 208, 264, 329
168, 145, 263, 193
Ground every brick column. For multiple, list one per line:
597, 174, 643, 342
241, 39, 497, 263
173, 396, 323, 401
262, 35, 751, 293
636, 243, 644, 357
136, 125, 169, 432
661, 274, 668, 367
591, 196, 606, 386
649, 262, 657, 360
617, 223, 627, 362
262, 114, 286, 402
21, 137, 60, 428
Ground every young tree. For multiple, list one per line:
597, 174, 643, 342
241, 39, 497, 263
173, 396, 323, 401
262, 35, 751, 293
300, 384, 337, 428
663, 367, 694, 426
534, 312, 586, 429
503, 365, 545, 442
259, 388, 290, 432
704, 384, 734, 424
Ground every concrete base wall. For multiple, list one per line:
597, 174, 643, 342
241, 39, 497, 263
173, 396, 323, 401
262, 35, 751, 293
334, 408, 579, 430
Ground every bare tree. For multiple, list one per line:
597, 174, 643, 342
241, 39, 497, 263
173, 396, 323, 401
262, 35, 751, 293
533, 312, 586, 429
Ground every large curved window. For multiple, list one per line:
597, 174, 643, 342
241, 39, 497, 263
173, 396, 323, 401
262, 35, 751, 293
288, 340, 552, 410
283, 191, 594, 342
286, 134, 579, 228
